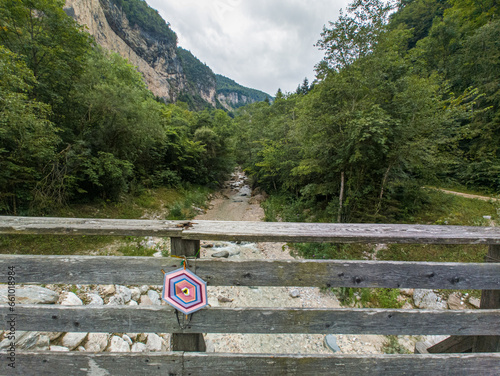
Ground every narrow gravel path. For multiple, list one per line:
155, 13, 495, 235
428, 187, 499, 202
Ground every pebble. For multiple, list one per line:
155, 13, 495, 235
61, 292, 83, 306
131, 342, 147, 352
289, 289, 300, 298
146, 333, 163, 352
107, 336, 130, 352
50, 346, 70, 352
324, 335, 341, 353
61, 333, 88, 350
115, 285, 132, 303
147, 290, 161, 305
469, 297, 481, 308
0, 286, 59, 305
122, 335, 133, 346
130, 287, 141, 301
85, 333, 110, 352
140, 295, 153, 306
102, 285, 116, 296
212, 250, 230, 258
87, 293, 104, 306
107, 294, 125, 305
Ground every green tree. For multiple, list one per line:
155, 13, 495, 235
0, 0, 91, 110
0, 46, 59, 213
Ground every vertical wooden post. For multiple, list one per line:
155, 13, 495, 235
169, 237, 206, 352
473, 244, 500, 352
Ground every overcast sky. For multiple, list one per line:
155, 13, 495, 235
145, 0, 351, 96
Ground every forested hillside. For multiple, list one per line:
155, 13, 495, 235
233, 0, 500, 223
0, 0, 234, 214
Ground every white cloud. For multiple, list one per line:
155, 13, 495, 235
146, 0, 350, 95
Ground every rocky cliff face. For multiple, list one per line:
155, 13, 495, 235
64, 0, 217, 106
217, 92, 252, 111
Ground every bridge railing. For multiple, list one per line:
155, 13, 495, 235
0, 216, 499, 375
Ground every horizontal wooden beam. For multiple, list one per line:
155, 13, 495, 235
1, 255, 498, 290
183, 220, 500, 244
0, 216, 184, 237
2, 216, 500, 244
1, 352, 499, 376
1, 306, 499, 335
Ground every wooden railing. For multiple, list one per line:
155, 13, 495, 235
0, 216, 499, 375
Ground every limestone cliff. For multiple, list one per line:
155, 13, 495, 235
64, 0, 268, 110
63, 0, 217, 106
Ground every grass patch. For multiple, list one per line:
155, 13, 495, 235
115, 236, 166, 257
283, 189, 496, 263
290, 243, 371, 260
56, 187, 186, 219
377, 243, 488, 263
409, 190, 499, 226
0, 185, 211, 256
165, 186, 211, 220
333, 287, 404, 309
0, 234, 119, 255
383, 336, 411, 354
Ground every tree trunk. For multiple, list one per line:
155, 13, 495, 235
375, 164, 392, 215
337, 171, 345, 223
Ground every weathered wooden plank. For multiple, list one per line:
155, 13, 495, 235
2, 216, 500, 244
473, 245, 500, 352
0, 352, 183, 376
1, 306, 499, 335
170, 237, 206, 352
0, 216, 184, 236
185, 353, 500, 376
427, 336, 474, 353
1, 352, 499, 376
197, 259, 500, 290
1, 255, 498, 290
183, 220, 500, 244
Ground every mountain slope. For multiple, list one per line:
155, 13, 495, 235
216, 75, 272, 110
64, 0, 270, 110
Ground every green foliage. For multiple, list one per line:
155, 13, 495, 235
165, 185, 211, 220
111, 0, 177, 44
0, 0, 234, 213
333, 287, 403, 309
235, 0, 498, 224
0, 0, 92, 110
0, 46, 60, 213
383, 336, 411, 354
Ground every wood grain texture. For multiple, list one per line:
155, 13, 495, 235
170, 237, 206, 352
182, 220, 500, 244
0, 216, 184, 236
473, 245, 500, 352
2, 216, 500, 244
1, 255, 498, 290
1, 352, 499, 376
1, 305, 498, 335
427, 336, 475, 353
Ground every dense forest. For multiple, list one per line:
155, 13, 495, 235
233, 0, 500, 223
0, 0, 498, 224
0, 0, 234, 214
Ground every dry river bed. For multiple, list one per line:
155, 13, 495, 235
195, 170, 417, 355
